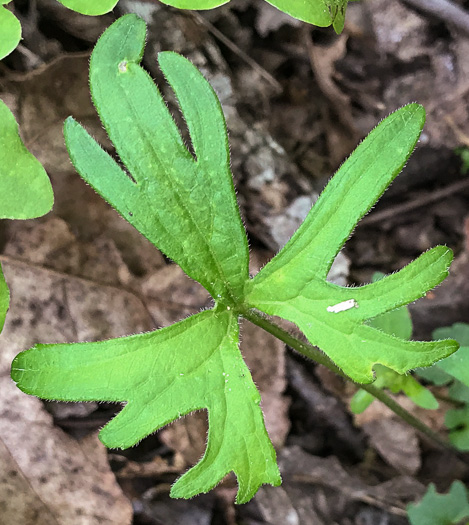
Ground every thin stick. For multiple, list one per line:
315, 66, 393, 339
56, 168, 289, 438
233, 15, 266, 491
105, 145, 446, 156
189, 12, 283, 94
359, 178, 469, 226
242, 308, 457, 453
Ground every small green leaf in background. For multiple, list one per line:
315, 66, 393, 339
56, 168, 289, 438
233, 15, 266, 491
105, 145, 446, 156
445, 406, 469, 451
0, 0, 21, 60
407, 481, 469, 525
455, 147, 469, 175
416, 324, 469, 451
434, 323, 469, 451
0, 100, 54, 219
246, 105, 458, 384
56, 0, 118, 16
350, 273, 438, 413
417, 324, 469, 397
433, 324, 469, 386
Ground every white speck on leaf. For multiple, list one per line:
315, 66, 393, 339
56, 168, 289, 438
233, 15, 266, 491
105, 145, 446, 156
327, 299, 358, 313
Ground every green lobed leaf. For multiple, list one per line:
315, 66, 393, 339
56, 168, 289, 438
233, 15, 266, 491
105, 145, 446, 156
0, 1, 21, 60
247, 104, 458, 383
0, 100, 54, 219
9, 14, 459, 504
407, 481, 469, 525
12, 309, 281, 503
64, 15, 249, 303
15, 15, 276, 504
56, 0, 118, 15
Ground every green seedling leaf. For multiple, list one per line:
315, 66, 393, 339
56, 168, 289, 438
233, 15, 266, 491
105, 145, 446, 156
351, 273, 438, 413
12, 309, 280, 503
0, 100, 53, 219
407, 481, 469, 525
247, 104, 458, 383
64, 15, 248, 303
0, 1, 21, 60
415, 325, 469, 451
10, 14, 459, 503
351, 364, 439, 414
56, 0, 118, 15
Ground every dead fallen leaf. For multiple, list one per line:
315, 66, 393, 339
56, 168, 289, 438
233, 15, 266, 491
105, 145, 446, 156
246, 445, 424, 524
362, 418, 421, 476
0, 260, 143, 524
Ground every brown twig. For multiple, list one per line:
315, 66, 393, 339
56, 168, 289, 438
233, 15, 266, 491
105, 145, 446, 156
189, 11, 283, 94
359, 178, 469, 226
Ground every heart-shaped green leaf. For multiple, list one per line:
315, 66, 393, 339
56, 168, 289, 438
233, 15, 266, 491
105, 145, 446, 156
0, 100, 54, 219
0, 1, 21, 60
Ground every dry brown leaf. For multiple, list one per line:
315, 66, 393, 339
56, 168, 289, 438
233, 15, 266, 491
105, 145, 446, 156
0, 260, 148, 524
250, 446, 424, 524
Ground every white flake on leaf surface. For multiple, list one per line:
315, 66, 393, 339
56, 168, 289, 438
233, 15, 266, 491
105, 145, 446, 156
327, 299, 358, 313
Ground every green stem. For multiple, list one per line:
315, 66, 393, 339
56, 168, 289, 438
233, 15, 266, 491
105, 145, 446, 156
242, 308, 455, 453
